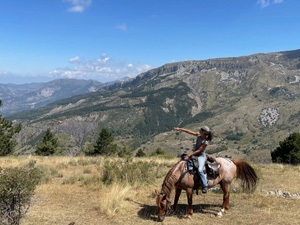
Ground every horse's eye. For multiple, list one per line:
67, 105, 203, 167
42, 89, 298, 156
160, 200, 167, 209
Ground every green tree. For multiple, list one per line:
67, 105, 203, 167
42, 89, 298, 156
135, 149, 146, 157
90, 128, 117, 155
35, 129, 59, 156
0, 100, 22, 156
271, 132, 300, 165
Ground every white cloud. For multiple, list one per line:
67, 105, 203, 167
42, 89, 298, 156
116, 23, 128, 31
257, 0, 284, 8
95, 67, 113, 73
0, 71, 9, 76
64, 0, 92, 13
68, 56, 82, 63
63, 70, 85, 78
96, 57, 110, 63
257, 0, 269, 7
49, 54, 152, 82
49, 69, 62, 75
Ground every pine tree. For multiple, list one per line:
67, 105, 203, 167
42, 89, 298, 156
271, 132, 300, 165
92, 128, 117, 155
0, 100, 22, 156
35, 129, 59, 156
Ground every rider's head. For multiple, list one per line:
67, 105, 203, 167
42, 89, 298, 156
200, 126, 210, 133
200, 126, 213, 141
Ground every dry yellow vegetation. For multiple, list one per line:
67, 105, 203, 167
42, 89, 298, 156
1, 156, 299, 225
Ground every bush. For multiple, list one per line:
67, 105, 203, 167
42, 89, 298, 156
0, 166, 42, 225
151, 147, 164, 155
117, 145, 133, 158
135, 149, 146, 157
271, 132, 300, 165
225, 132, 244, 141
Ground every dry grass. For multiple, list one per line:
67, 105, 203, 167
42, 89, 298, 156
0, 156, 299, 225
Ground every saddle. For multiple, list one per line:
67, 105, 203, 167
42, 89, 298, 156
176, 154, 220, 194
185, 154, 220, 179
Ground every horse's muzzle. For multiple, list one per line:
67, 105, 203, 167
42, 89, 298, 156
158, 214, 166, 222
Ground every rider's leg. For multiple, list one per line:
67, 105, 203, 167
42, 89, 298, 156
197, 154, 208, 193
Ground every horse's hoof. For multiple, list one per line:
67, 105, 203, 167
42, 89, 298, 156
169, 209, 175, 215
183, 215, 192, 220
216, 208, 225, 217
216, 211, 223, 217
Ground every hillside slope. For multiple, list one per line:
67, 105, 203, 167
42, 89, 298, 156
0, 79, 104, 116
12, 49, 300, 161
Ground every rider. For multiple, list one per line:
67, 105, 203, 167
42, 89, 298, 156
174, 126, 214, 193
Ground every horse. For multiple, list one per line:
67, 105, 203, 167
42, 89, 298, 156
155, 155, 258, 221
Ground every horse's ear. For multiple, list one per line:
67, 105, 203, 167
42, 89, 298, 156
155, 189, 160, 196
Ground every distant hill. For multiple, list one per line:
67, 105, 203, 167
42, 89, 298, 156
0, 79, 104, 116
11, 49, 300, 161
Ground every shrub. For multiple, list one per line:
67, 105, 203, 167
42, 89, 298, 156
150, 148, 174, 159
0, 166, 42, 225
117, 145, 133, 158
135, 149, 146, 157
225, 132, 244, 141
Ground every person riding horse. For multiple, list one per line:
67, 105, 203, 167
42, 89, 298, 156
174, 126, 214, 193
155, 133, 258, 221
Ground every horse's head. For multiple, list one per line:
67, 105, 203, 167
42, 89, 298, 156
155, 189, 171, 222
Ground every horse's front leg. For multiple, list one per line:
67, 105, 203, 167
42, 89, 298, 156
185, 188, 193, 219
171, 187, 182, 214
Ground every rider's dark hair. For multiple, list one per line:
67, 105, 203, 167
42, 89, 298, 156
202, 130, 214, 141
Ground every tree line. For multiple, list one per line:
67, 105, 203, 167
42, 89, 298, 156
1, 100, 300, 164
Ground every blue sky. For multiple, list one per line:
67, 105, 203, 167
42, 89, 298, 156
0, 0, 298, 84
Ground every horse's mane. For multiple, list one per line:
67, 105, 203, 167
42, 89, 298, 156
161, 160, 184, 198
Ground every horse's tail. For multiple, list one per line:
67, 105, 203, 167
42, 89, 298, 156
231, 159, 258, 193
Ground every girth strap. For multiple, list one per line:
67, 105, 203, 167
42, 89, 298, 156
175, 161, 189, 186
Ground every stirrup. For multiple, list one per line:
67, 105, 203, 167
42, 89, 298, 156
202, 187, 208, 194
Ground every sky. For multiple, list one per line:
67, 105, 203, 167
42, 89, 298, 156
0, 0, 299, 84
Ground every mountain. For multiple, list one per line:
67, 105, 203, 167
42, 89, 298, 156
0, 79, 104, 116
11, 49, 300, 161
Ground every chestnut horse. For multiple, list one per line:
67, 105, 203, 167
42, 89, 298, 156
155, 156, 258, 221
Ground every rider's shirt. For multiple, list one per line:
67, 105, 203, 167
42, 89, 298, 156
193, 132, 208, 156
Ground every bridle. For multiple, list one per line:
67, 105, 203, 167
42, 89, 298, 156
157, 192, 172, 220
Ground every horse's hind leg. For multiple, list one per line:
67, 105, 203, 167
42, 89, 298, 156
220, 181, 230, 210
172, 187, 182, 212
218, 181, 231, 217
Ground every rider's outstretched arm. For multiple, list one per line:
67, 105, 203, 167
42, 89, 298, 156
174, 127, 197, 136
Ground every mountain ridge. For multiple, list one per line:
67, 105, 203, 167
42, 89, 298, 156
0, 78, 105, 116
10, 49, 300, 161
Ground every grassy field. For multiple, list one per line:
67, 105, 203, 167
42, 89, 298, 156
1, 156, 299, 225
